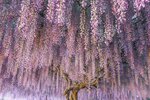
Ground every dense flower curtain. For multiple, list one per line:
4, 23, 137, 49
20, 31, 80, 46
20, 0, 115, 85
0, 0, 150, 99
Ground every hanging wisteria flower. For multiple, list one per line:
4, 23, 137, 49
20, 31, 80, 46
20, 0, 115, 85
111, 0, 128, 23
57, 0, 66, 25
47, 0, 57, 24
134, 0, 150, 11
81, 0, 87, 8
90, 0, 99, 43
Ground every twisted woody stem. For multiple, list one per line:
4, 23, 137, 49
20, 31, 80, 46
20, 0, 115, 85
63, 68, 104, 100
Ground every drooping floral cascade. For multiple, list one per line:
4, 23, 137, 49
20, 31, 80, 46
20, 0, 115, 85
0, 0, 150, 99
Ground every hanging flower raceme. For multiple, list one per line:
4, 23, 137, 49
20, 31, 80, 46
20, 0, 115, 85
47, 0, 70, 26
98, 0, 107, 14
65, 0, 74, 28
104, 13, 115, 45
15, 0, 38, 71
80, 0, 87, 37
111, 0, 128, 23
47, 0, 57, 24
81, 0, 87, 8
34, 0, 45, 11
90, 0, 99, 44
134, 0, 150, 11
80, 7, 86, 36
46, 0, 72, 46
57, 0, 66, 26
146, 4, 150, 44
16, 0, 37, 39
